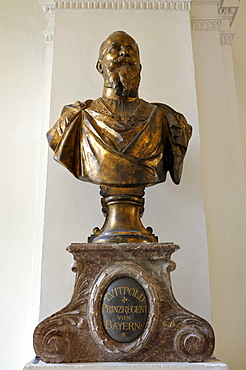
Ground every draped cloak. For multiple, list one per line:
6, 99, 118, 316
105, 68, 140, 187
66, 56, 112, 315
47, 98, 192, 187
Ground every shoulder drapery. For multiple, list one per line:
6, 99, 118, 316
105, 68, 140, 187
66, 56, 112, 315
152, 103, 192, 184
47, 99, 192, 186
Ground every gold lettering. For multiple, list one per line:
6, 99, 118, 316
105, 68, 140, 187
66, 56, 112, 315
118, 286, 123, 295
112, 322, 118, 330
104, 291, 115, 302
128, 322, 134, 331
135, 322, 141, 330
123, 286, 130, 295
138, 294, 145, 302
124, 306, 129, 314
108, 291, 115, 299
104, 286, 146, 303
110, 306, 115, 313
102, 305, 148, 314
135, 306, 140, 313
129, 288, 135, 296
122, 322, 128, 330
116, 315, 131, 320
133, 289, 140, 300
118, 322, 123, 330
104, 321, 143, 331
105, 320, 112, 329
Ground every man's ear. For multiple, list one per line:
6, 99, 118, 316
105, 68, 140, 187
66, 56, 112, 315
96, 60, 103, 74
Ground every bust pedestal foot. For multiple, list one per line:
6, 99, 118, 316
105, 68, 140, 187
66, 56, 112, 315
33, 243, 214, 363
88, 186, 158, 243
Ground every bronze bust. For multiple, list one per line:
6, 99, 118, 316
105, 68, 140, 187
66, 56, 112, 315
47, 31, 192, 243
34, 32, 215, 364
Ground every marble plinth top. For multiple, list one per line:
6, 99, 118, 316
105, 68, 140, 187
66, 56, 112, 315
24, 358, 229, 370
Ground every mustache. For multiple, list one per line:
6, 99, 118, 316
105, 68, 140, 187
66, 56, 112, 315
107, 56, 140, 72
107, 64, 140, 98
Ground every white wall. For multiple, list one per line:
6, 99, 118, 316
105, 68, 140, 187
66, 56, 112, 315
0, 0, 46, 369
233, 0, 246, 174
190, 1, 246, 369
1, 1, 245, 370
39, 5, 212, 330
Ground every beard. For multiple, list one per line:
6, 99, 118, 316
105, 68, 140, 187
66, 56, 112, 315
106, 58, 141, 98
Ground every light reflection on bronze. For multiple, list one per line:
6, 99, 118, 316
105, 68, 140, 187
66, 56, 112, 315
47, 31, 192, 243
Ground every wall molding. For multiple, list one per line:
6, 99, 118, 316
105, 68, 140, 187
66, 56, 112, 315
43, 30, 54, 43
218, 1, 240, 44
54, 0, 191, 11
220, 32, 234, 45
191, 18, 222, 31
218, 3, 239, 26
41, 6, 55, 43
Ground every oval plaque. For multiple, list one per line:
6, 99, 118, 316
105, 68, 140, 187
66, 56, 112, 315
101, 276, 148, 343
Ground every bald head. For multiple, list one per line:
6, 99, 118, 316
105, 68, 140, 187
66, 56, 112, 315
98, 31, 140, 61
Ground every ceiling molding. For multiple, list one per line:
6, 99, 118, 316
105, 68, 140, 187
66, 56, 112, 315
54, 0, 191, 11
218, 4, 239, 26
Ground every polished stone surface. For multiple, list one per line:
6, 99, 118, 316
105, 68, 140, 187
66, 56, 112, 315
33, 243, 215, 363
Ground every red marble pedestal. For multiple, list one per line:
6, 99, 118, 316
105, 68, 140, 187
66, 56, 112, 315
33, 243, 214, 363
